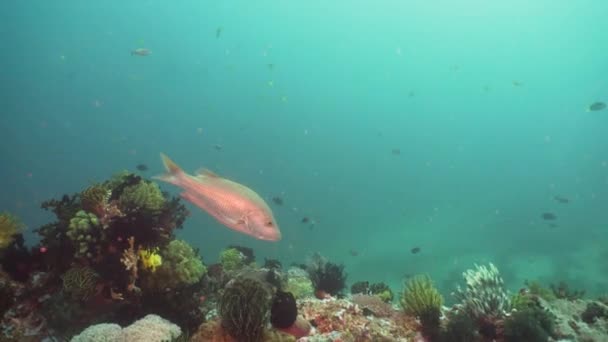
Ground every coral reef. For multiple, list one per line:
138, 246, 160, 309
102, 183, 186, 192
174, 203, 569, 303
400, 275, 443, 340
66, 210, 102, 259
0, 212, 25, 250
551, 281, 586, 300
219, 276, 272, 342
306, 253, 347, 297
118, 181, 165, 215
453, 263, 510, 320
285, 267, 314, 299
370, 282, 394, 303
70, 314, 181, 342
62, 266, 99, 301
219, 247, 247, 272
142, 239, 206, 291
271, 290, 298, 329
351, 294, 396, 318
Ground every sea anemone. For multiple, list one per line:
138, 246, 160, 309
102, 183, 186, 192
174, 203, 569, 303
219, 276, 272, 342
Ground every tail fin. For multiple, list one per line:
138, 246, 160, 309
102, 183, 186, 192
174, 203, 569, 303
153, 153, 183, 185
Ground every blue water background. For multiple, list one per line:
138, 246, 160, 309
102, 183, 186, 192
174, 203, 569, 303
1, 0, 608, 298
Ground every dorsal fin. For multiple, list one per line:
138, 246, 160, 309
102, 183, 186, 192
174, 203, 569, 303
196, 168, 219, 178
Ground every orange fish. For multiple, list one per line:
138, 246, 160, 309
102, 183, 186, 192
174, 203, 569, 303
154, 153, 281, 241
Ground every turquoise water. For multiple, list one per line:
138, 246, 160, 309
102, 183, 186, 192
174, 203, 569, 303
2, 0, 607, 299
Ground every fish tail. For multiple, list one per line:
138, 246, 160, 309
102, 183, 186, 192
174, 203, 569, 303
153, 153, 183, 185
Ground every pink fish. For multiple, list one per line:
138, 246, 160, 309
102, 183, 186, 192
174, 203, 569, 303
154, 153, 281, 241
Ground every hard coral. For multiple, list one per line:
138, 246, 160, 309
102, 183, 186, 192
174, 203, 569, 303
66, 210, 101, 259
62, 266, 99, 301
219, 276, 272, 342
0, 212, 25, 250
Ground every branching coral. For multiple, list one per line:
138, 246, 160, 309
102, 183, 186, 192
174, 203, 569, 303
66, 210, 101, 259
400, 275, 443, 339
453, 263, 510, 321
61, 266, 99, 301
120, 236, 140, 292
219, 277, 272, 342
118, 181, 165, 214
0, 212, 25, 250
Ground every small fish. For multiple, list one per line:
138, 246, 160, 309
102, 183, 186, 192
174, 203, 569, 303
588, 101, 606, 112
131, 48, 151, 56
216, 26, 222, 38
391, 148, 401, 156
349, 249, 359, 257
301, 217, 309, 223
548, 223, 558, 228
410, 247, 421, 254
541, 212, 557, 220
272, 196, 284, 206
154, 153, 281, 241
512, 80, 523, 87
136, 164, 149, 171
213, 144, 223, 151
267, 63, 274, 70
553, 195, 569, 204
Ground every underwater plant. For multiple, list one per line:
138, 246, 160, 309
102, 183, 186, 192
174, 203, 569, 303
80, 184, 110, 215
400, 274, 443, 340
228, 244, 255, 264
219, 276, 272, 342
440, 311, 478, 342
306, 253, 347, 297
0, 212, 25, 250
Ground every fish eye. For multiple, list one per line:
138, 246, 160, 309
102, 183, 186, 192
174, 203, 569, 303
266, 221, 273, 226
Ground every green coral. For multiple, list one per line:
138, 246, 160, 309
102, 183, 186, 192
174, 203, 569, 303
0, 212, 25, 250
80, 184, 110, 214
525, 280, 556, 301
62, 266, 99, 301
285, 268, 314, 299
219, 277, 272, 342
400, 275, 443, 317
220, 247, 246, 272
66, 210, 101, 258
118, 181, 165, 214
143, 240, 206, 290
400, 275, 443, 340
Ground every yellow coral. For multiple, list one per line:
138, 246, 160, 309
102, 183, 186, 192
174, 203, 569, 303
0, 212, 25, 249
139, 248, 162, 272
400, 274, 443, 318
